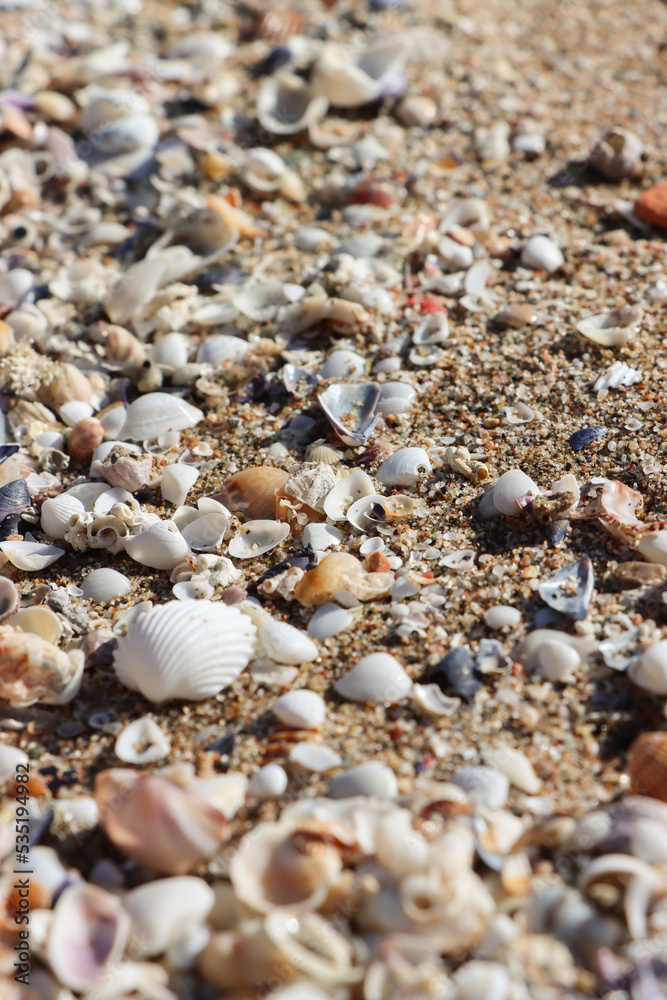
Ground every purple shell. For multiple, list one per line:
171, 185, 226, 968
569, 426, 606, 452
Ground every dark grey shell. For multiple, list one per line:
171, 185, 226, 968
538, 555, 594, 620
569, 426, 606, 452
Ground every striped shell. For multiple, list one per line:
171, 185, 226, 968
113, 600, 257, 702
628, 731, 667, 803
67, 418, 105, 462
214, 467, 289, 521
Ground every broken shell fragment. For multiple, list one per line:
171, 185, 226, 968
214, 467, 290, 521
538, 556, 594, 621
323, 469, 376, 521
312, 38, 408, 108
294, 552, 365, 607
161, 464, 199, 507
576, 306, 643, 347
95, 769, 228, 874
228, 520, 290, 559
0, 541, 65, 571
257, 71, 329, 135
318, 383, 381, 447
115, 717, 171, 764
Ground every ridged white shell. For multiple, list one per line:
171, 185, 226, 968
40, 493, 85, 539
113, 600, 257, 702
124, 520, 190, 569
323, 469, 375, 521
119, 393, 203, 441
228, 520, 290, 559
0, 540, 65, 570
161, 463, 199, 507
376, 448, 432, 488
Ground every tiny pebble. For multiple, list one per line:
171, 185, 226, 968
247, 763, 288, 799
484, 606, 522, 630
272, 689, 326, 729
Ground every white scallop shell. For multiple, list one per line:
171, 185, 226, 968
115, 717, 171, 764
82, 567, 132, 602
323, 469, 376, 521
119, 393, 203, 441
228, 520, 290, 559
376, 448, 432, 488
113, 600, 257, 702
40, 493, 85, 539
334, 652, 412, 704
0, 540, 65, 570
123, 876, 214, 960
257, 71, 329, 135
47, 883, 130, 992
124, 520, 190, 570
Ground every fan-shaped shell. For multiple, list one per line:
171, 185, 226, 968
214, 467, 289, 521
628, 732, 667, 803
124, 520, 190, 569
119, 393, 203, 441
376, 448, 432, 488
113, 599, 257, 702
40, 493, 86, 539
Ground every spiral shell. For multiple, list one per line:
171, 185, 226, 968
67, 418, 105, 462
113, 599, 257, 702
214, 467, 289, 521
376, 448, 432, 488
628, 731, 667, 803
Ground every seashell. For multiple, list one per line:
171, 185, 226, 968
81, 567, 132, 602
150, 332, 190, 370
529, 638, 581, 682
161, 464, 199, 507
318, 383, 381, 447
413, 313, 449, 346
95, 769, 228, 874
569, 426, 606, 452
441, 198, 490, 235
628, 732, 667, 802
0, 540, 65, 570
307, 603, 354, 640
423, 647, 482, 702
377, 382, 418, 416
119, 393, 203, 442
124, 520, 190, 570
576, 305, 643, 347
0, 625, 82, 706
241, 147, 285, 194
323, 469, 376, 521
104, 258, 166, 327
628, 641, 667, 695
452, 766, 509, 809
0, 268, 33, 307
376, 448, 432, 488
173, 579, 215, 601
114, 600, 256, 702
230, 821, 343, 912
481, 745, 542, 794
197, 334, 249, 366
312, 38, 408, 108
334, 652, 412, 704
123, 876, 214, 960
477, 468, 540, 520
283, 364, 320, 399
93, 447, 155, 493
248, 763, 288, 800
115, 716, 171, 765
257, 71, 329, 135
46, 882, 130, 993
346, 494, 388, 532
638, 530, 667, 565
79, 90, 157, 154
273, 689, 326, 729
228, 520, 290, 559
304, 441, 344, 466
102, 324, 147, 366
265, 910, 363, 987
0, 577, 19, 620
259, 621, 318, 665
289, 742, 342, 772
233, 280, 291, 323
294, 552, 365, 607
410, 683, 461, 718
438, 234, 474, 270
329, 761, 398, 799
538, 556, 594, 621
67, 418, 105, 463
450, 961, 510, 1000
214, 467, 289, 521
7, 606, 62, 644
590, 128, 643, 181
0, 478, 30, 522
181, 512, 229, 552
283, 464, 340, 514
320, 349, 366, 379
484, 605, 521, 630
520, 235, 564, 273
38, 363, 93, 409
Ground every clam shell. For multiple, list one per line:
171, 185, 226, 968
67, 418, 105, 462
123, 876, 215, 960
214, 467, 289, 521
318, 383, 381, 447
115, 717, 171, 764
228, 519, 290, 559
273, 689, 326, 729
82, 568, 132, 604
346, 494, 387, 531
0, 540, 65, 570
247, 763, 288, 800
538, 556, 594, 621
376, 448, 432, 488
334, 652, 412, 704
95, 769, 228, 874
258, 621, 318, 665
323, 469, 376, 521
124, 520, 190, 570
7, 606, 62, 644
320, 349, 366, 379
520, 235, 564, 273
628, 732, 667, 802
197, 334, 249, 366
329, 761, 398, 799
119, 393, 203, 441
41, 493, 86, 540
257, 71, 328, 135
113, 599, 256, 703
105, 258, 165, 326
46, 883, 130, 992
0, 478, 30, 520
151, 332, 190, 369
181, 512, 229, 552
307, 602, 354, 640
576, 306, 643, 347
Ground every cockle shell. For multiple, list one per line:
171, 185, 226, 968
257, 71, 329, 135
67, 418, 105, 462
95, 769, 228, 874
294, 552, 365, 607
123, 876, 215, 959
0, 625, 83, 706
628, 732, 667, 803
214, 467, 290, 521
46, 882, 130, 993
119, 393, 203, 441
124, 520, 190, 570
576, 306, 643, 347
376, 448, 432, 488
40, 493, 86, 539
113, 600, 257, 702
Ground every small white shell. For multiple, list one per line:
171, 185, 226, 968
273, 689, 326, 729
533, 639, 581, 681
257, 71, 329, 135
46, 883, 130, 992
105, 258, 165, 326
228, 520, 290, 559
628, 640, 667, 695
323, 469, 376, 521
377, 382, 418, 416
312, 38, 408, 108
115, 717, 171, 764
123, 876, 214, 960
258, 621, 318, 665
484, 606, 521, 630
346, 494, 387, 532
59, 400, 94, 426
410, 683, 461, 717
638, 530, 667, 565
329, 761, 398, 799
119, 393, 203, 441
242, 147, 285, 193
376, 448, 432, 488
477, 468, 540, 520
301, 522, 345, 552
413, 314, 449, 345
576, 306, 643, 347
307, 603, 355, 640
481, 745, 542, 794
334, 652, 412, 704
40, 493, 86, 539
248, 763, 288, 799
161, 464, 200, 507
8, 606, 62, 644
113, 600, 257, 702
182, 513, 228, 552
0, 744, 29, 784
320, 349, 366, 379
438, 235, 474, 270
151, 332, 190, 369
520, 235, 564, 273
197, 335, 249, 366
0, 540, 65, 570
289, 742, 342, 772
452, 766, 509, 809
173, 579, 215, 601
124, 520, 190, 569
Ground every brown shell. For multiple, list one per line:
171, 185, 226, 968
356, 439, 394, 468
213, 467, 289, 521
67, 418, 105, 463
628, 731, 667, 803
293, 552, 364, 608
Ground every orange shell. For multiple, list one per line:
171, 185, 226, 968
214, 467, 289, 521
628, 731, 667, 803
67, 418, 105, 462
293, 552, 364, 608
